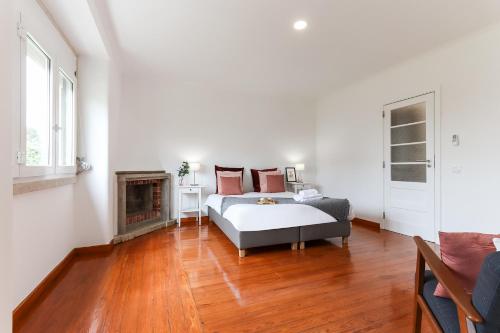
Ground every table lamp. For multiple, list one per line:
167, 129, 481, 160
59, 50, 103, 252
190, 162, 201, 186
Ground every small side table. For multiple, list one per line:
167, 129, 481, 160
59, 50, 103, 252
286, 182, 313, 194
177, 185, 206, 227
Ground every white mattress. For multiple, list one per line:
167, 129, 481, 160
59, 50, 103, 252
205, 192, 337, 232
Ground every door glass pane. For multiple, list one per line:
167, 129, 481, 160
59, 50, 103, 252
26, 37, 51, 166
391, 102, 426, 126
391, 143, 426, 163
391, 123, 426, 144
391, 165, 426, 183
58, 72, 74, 167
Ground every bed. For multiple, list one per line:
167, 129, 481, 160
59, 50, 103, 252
206, 192, 352, 257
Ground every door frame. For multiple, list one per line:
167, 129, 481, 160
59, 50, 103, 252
382, 88, 441, 242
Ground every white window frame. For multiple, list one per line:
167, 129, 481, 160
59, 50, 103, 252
20, 34, 55, 177
55, 69, 77, 175
17, 28, 77, 178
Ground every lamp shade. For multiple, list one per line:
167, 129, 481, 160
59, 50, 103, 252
295, 163, 305, 171
190, 162, 201, 171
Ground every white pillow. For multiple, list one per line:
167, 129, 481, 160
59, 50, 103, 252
493, 238, 500, 251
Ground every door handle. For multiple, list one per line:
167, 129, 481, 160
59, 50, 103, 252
416, 159, 432, 168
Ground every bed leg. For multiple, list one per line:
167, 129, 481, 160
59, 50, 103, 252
239, 249, 246, 258
299, 241, 305, 250
291, 242, 298, 250
342, 236, 349, 246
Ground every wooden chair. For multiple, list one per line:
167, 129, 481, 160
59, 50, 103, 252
413, 236, 500, 333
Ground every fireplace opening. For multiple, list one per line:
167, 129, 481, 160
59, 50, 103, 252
126, 184, 153, 215
125, 179, 162, 226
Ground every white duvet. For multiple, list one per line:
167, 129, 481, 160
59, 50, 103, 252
205, 192, 337, 232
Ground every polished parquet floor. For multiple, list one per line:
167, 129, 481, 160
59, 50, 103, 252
17, 222, 432, 332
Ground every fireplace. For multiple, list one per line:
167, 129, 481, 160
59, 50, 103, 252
125, 180, 161, 225
115, 171, 174, 243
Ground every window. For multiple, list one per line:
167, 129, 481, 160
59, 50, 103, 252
25, 36, 52, 167
57, 71, 75, 169
18, 33, 77, 177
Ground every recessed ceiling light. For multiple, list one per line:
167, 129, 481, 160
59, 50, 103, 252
293, 20, 308, 31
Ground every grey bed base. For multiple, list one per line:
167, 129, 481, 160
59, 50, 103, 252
208, 207, 350, 257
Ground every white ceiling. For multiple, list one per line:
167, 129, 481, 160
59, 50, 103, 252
103, 0, 500, 97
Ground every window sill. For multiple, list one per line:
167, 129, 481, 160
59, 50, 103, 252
13, 174, 77, 195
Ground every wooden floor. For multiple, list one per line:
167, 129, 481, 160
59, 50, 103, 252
16, 222, 433, 332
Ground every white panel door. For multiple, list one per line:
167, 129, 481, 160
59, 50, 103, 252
383, 93, 436, 241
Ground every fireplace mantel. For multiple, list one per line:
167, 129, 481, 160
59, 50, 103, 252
116, 170, 166, 175
116, 171, 170, 181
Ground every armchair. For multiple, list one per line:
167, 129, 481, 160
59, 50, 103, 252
413, 236, 500, 333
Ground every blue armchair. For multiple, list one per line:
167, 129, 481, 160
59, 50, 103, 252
413, 236, 500, 333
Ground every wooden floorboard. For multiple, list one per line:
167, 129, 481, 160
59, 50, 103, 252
15, 223, 433, 332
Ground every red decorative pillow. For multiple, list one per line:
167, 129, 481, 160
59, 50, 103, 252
251, 168, 277, 192
216, 171, 243, 194
215, 165, 244, 193
259, 171, 282, 192
266, 174, 285, 193
434, 232, 500, 298
219, 176, 243, 195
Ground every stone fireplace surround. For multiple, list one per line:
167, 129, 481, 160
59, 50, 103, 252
115, 171, 175, 243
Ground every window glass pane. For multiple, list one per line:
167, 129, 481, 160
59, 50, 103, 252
58, 72, 74, 167
391, 143, 426, 163
391, 102, 426, 126
391, 164, 426, 183
391, 123, 426, 145
26, 37, 51, 166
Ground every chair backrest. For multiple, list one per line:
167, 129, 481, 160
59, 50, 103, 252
473, 251, 500, 333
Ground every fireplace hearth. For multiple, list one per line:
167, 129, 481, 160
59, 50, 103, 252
115, 171, 174, 243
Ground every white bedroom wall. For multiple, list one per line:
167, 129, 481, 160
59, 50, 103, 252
74, 56, 120, 247
12, 187, 76, 306
316, 23, 500, 234
0, 0, 14, 329
10, 0, 78, 307
116, 78, 316, 217
74, 56, 110, 247
108, 64, 122, 237
3, 0, 120, 311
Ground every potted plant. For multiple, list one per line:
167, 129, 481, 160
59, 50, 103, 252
177, 161, 190, 186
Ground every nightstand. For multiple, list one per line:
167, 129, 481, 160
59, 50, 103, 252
286, 182, 313, 194
177, 185, 206, 227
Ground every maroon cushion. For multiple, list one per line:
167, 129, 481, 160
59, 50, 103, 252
251, 168, 278, 192
215, 165, 244, 194
266, 174, 285, 193
219, 176, 244, 195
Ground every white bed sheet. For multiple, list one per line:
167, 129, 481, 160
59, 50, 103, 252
205, 192, 337, 232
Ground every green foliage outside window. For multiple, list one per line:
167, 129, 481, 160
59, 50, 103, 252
26, 128, 41, 165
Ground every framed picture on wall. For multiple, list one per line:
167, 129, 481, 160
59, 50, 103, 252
285, 167, 297, 182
